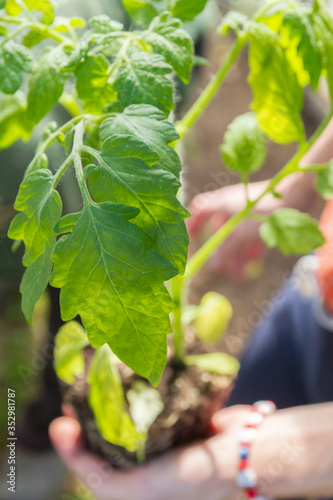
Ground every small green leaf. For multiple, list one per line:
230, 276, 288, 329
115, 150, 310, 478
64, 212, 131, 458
121, 0, 159, 27
100, 104, 181, 177
54, 321, 89, 384
8, 170, 62, 322
51, 201, 177, 385
311, 0, 333, 103
6, 0, 55, 23
185, 352, 240, 376
259, 208, 325, 255
9, 170, 62, 266
0, 0, 7, 9
89, 134, 189, 274
0, 25, 7, 35
142, 12, 194, 84
194, 292, 233, 343
248, 24, 305, 144
315, 160, 333, 200
114, 52, 174, 115
89, 15, 123, 34
171, 0, 209, 22
220, 112, 267, 175
5, 0, 21, 15
75, 54, 117, 115
0, 93, 31, 150
127, 380, 164, 435
281, 9, 322, 90
0, 41, 32, 94
27, 46, 70, 124
19, 241, 54, 322
26, 0, 55, 24
88, 345, 144, 451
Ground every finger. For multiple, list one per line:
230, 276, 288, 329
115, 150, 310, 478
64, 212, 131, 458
49, 417, 138, 500
210, 406, 250, 433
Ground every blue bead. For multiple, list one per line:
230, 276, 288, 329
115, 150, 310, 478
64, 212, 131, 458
239, 445, 249, 459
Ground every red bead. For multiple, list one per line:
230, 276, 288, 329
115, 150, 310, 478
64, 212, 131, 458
246, 488, 257, 498
239, 459, 248, 470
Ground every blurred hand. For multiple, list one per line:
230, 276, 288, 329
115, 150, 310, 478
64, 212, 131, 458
187, 181, 279, 279
49, 407, 250, 500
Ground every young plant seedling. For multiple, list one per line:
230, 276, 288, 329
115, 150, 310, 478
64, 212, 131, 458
2, 0, 333, 459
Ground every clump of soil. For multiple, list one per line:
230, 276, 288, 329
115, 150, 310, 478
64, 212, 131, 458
61, 337, 233, 470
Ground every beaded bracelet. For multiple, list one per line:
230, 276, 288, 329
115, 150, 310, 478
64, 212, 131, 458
236, 400, 276, 499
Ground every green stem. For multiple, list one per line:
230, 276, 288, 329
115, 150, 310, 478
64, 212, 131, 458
0, 22, 29, 43
176, 34, 247, 139
185, 110, 332, 281
170, 275, 186, 363
25, 115, 88, 177
73, 121, 91, 204
136, 441, 146, 464
53, 154, 74, 186
0, 16, 23, 24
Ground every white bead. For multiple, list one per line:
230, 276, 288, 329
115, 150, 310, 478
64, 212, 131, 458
239, 427, 257, 444
253, 401, 276, 416
246, 411, 264, 426
236, 468, 258, 489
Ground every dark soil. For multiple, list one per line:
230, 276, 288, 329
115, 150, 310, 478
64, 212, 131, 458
62, 339, 233, 469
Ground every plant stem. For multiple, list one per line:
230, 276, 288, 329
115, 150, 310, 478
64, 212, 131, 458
170, 275, 186, 363
73, 121, 91, 204
176, 34, 247, 139
25, 115, 87, 177
185, 110, 332, 281
53, 154, 74, 186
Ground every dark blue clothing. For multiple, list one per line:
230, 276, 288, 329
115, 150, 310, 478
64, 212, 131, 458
227, 280, 333, 409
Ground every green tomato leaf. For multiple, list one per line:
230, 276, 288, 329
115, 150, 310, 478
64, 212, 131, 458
0, 93, 31, 150
89, 15, 123, 34
27, 46, 70, 124
127, 380, 164, 436
7, 0, 55, 23
315, 160, 333, 200
88, 345, 144, 451
51, 201, 177, 385
311, 0, 333, 103
185, 352, 240, 376
113, 52, 174, 115
19, 241, 54, 322
0, 41, 32, 94
280, 9, 322, 90
75, 54, 117, 115
8, 169, 62, 266
100, 104, 181, 177
8, 170, 62, 321
88, 134, 189, 274
170, 0, 209, 22
248, 24, 305, 144
194, 292, 233, 343
142, 12, 194, 84
121, 0, 160, 27
54, 321, 89, 384
5, 0, 21, 15
259, 208, 325, 255
220, 112, 267, 175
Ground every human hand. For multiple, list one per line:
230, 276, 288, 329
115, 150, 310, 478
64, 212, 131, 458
187, 181, 275, 279
49, 407, 251, 500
